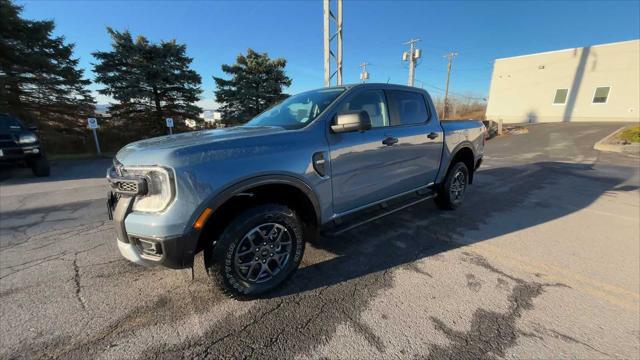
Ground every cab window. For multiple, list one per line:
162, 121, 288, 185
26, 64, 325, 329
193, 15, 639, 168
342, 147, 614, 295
387, 90, 430, 126
340, 90, 389, 128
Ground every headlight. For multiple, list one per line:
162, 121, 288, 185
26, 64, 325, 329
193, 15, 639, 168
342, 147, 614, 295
18, 133, 37, 144
121, 166, 175, 212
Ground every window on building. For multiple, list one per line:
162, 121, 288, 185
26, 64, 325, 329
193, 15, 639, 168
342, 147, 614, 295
592, 87, 611, 104
553, 89, 569, 105
387, 90, 430, 126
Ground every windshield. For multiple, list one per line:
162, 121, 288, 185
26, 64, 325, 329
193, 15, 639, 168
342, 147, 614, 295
245, 88, 344, 130
0, 114, 24, 131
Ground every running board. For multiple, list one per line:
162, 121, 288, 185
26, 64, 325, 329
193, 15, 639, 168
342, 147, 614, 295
323, 190, 437, 236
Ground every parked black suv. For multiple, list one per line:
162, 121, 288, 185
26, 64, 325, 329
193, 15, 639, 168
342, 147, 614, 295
0, 114, 50, 177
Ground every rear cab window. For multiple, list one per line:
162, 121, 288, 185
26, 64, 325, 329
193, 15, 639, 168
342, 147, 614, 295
386, 90, 430, 126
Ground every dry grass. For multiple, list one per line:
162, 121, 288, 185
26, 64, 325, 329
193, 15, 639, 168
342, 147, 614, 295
41, 121, 195, 156
619, 125, 640, 144
448, 109, 486, 120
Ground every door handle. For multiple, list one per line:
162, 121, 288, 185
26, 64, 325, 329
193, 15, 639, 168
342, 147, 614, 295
382, 136, 398, 146
427, 132, 439, 140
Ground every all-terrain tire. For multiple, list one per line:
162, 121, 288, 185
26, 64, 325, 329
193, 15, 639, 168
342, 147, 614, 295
31, 157, 50, 177
204, 204, 305, 299
435, 162, 469, 210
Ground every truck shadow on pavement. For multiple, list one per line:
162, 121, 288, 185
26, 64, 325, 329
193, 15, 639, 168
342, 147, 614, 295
277, 161, 637, 296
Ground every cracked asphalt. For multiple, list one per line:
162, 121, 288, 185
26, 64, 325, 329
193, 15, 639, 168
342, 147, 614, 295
1, 122, 639, 359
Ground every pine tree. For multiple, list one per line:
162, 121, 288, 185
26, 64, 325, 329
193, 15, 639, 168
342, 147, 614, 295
93, 28, 203, 135
0, 0, 94, 131
214, 49, 291, 125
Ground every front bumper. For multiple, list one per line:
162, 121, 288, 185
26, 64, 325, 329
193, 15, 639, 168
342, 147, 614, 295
107, 176, 198, 269
0, 145, 43, 164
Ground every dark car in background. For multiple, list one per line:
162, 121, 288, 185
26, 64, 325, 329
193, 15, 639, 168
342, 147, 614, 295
0, 114, 50, 177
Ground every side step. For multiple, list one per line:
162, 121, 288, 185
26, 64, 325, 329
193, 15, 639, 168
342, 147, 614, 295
322, 189, 437, 236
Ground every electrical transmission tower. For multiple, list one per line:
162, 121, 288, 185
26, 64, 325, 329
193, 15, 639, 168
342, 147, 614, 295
402, 38, 421, 87
323, 0, 343, 87
442, 52, 458, 119
359, 62, 370, 83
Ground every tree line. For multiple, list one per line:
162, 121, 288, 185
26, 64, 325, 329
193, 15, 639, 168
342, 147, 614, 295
0, 0, 290, 152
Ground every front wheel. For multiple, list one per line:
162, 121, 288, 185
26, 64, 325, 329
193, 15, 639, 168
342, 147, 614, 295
204, 204, 305, 299
30, 156, 50, 177
435, 162, 469, 210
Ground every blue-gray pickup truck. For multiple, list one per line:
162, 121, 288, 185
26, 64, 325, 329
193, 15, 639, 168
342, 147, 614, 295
107, 83, 485, 297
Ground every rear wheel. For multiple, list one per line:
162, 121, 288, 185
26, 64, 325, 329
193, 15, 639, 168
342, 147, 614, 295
435, 162, 469, 210
204, 204, 305, 299
30, 157, 50, 177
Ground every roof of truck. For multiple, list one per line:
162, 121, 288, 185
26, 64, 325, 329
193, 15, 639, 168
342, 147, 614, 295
325, 82, 431, 94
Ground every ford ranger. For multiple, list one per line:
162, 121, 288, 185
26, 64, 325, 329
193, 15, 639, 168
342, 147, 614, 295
106, 84, 485, 297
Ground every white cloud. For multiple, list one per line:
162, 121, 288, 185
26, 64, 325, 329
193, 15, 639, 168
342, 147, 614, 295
94, 92, 114, 105
197, 98, 219, 110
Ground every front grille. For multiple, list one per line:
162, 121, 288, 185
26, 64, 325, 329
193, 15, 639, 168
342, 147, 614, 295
117, 181, 138, 194
0, 134, 18, 151
107, 163, 148, 196
0, 148, 23, 156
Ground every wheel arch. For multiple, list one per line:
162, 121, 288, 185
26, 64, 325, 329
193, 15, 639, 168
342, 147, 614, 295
446, 143, 476, 184
193, 175, 321, 254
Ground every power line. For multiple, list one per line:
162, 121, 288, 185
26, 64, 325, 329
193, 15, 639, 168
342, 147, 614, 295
415, 79, 486, 101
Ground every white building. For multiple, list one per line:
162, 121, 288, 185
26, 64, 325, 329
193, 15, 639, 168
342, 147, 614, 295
486, 39, 640, 123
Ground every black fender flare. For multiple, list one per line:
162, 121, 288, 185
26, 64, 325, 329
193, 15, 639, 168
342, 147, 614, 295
202, 174, 322, 225
179, 175, 322, 266
437, 141, 477, 186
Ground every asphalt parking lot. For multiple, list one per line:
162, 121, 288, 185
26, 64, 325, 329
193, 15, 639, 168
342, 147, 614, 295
1, 123, 639, 359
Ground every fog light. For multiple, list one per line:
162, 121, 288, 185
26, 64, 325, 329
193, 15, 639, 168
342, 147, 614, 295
137, 238, 162, 256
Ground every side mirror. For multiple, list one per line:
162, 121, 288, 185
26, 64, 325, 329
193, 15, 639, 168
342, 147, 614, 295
28, 125, 38, 131
331, 111, 372, 133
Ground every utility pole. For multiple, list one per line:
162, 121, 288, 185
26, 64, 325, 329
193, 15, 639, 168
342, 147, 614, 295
323, 0, 329, 86
442, 52, 458, 119
337, 0, 342, 85
402, 38, 421, 87
323, 0, 343, 87
359, 62, 370, 83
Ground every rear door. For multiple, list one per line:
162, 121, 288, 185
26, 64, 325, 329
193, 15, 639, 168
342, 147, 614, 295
383, 89, 443, 191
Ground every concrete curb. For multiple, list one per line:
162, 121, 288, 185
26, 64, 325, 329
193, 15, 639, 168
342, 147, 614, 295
593, 126, 640, 156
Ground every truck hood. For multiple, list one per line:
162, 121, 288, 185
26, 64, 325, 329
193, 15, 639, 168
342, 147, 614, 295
115, 126, 285, 166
